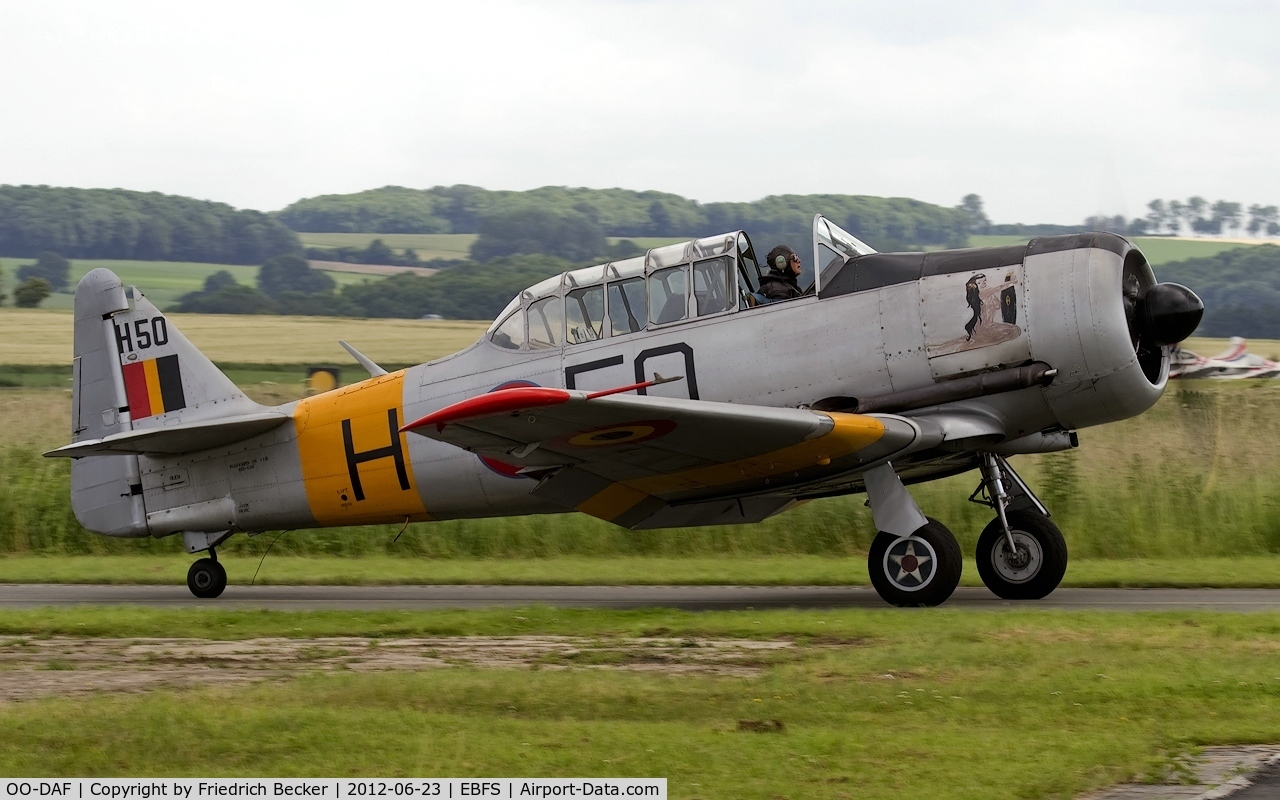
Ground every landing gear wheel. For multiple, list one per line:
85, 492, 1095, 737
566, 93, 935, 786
868, 518, 963, 607
976, 511, 1068, 600
187, 558, 227, 599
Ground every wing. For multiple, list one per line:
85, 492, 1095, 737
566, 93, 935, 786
402, 383, 925, 529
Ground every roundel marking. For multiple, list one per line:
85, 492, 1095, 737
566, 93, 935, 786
565, 419, 676, 448
479, 380, 539, 479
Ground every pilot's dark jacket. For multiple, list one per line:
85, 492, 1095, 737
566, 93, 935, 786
759, 269, 802, 301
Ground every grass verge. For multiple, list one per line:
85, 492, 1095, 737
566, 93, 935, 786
0, 607, 1279, 800
2, 554, 1280, 587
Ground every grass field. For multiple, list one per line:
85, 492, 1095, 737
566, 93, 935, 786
0, 257, 379, 311
1185, 336, 1280, 360
1, 605, 1279, 799
0, 308, 488, 366
296, 232, 479, 259
967, 234, 1256, 266
294, 232, 688, 258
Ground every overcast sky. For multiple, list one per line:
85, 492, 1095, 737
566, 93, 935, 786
0, 1, 1275, 224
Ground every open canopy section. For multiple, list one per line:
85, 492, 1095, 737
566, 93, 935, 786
812, 214, 877, 293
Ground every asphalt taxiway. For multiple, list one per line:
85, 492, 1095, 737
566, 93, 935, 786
2, 584, 1279, 611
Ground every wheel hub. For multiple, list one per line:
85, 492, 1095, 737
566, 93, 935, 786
993, 532, 1043, 584
1004, 544, 1030, 569
882, 536, 938, 592
193, 570, 212, 590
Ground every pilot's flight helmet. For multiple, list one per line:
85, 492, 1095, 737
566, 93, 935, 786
766, 245, 797, 272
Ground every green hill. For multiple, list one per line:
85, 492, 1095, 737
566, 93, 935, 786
0, 185, 300, 263
276, 185, 972, 253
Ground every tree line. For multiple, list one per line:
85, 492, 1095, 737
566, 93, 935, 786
0, 184, 977, 268
1157, 245, 1280, 338
5, 184, 1276, 274
0, 185, 301, 263
1082, 198, 1280, 238
276, 185, 974, 252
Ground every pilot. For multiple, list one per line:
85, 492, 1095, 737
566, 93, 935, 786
760, 245, 803, 301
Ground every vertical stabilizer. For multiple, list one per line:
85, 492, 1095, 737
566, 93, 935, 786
70, 269, 262, 536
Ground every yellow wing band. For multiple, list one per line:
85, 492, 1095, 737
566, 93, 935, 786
574, 413, 886, 522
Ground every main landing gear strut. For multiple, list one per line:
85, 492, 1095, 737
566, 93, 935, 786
183, 531, 233, 599
187, 549, 227, 599
862, 456, 1068, 607
864, 464, 963, 606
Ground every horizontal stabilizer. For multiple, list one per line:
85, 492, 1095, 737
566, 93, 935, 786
44, 412, 291, 458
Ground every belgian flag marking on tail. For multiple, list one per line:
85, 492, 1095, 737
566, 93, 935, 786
121, 355, 186, 419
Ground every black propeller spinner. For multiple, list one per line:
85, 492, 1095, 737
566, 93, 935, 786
1123, 264, 1203, 382
1138, 282, 1204, 347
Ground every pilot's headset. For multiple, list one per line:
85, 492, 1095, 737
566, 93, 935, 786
768, 246, 796, 272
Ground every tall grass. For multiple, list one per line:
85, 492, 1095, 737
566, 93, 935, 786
3, 382, 1279, 559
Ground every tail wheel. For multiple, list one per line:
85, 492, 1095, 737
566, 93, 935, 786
867, 518, 963, 607
975, 511, 1068, 600
187, 558, 227, 599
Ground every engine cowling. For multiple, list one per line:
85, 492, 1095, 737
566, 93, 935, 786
1025, 233, 1202, 430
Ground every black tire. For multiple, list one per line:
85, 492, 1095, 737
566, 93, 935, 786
187, 558, 227, 599
975, 511, 1068, 600
867, 517, 963, 607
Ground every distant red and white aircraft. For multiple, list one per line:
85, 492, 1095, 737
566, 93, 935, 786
1171, 337, 1280, 379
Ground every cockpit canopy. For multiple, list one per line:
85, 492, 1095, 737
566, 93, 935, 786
487, 231, 760, 351
485, 217, 876, 352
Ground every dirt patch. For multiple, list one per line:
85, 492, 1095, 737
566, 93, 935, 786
0, 636, 794, 702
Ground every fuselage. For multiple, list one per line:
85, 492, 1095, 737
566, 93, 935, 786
123, 231, 1168, 539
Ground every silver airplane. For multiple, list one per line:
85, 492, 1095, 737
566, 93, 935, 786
47, 215, 1203, 606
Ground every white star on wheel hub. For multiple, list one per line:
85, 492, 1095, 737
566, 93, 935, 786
888, 541, 932, 584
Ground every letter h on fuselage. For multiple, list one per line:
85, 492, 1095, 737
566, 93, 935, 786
340, 408, 411, 501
